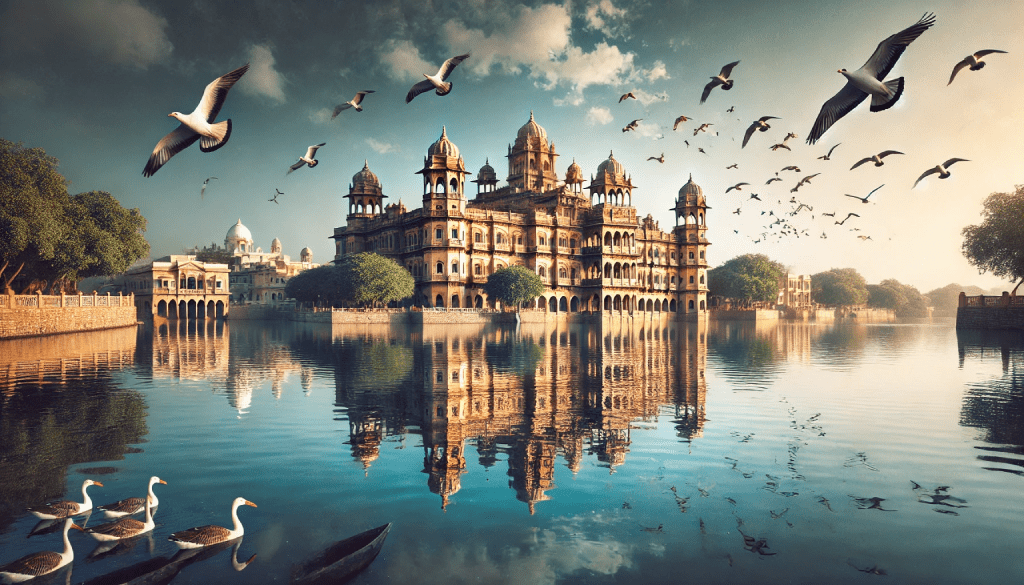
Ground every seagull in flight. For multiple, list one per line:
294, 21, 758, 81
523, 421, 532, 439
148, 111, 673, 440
835, 212, 860, 225
623, 119, 642, 132
780, 166, 800, 173
743, 116, 779, 148
701, 61, 740, 103
806, 13, 936, 144
769, 143, 791, 151
673, 115, 692, 130
406, 53, 470, 103
269, 189, 283, 204
619, 92, 637, 102
726, 163, 739, 169
726, 182, 750, 193
851, 150, 904, 169
647, 153, 665, 163
727, 106, 735, 112
200, 177, 218, 199
817, 143, 841, 160
694, 123, 713, 136
697, 147, 708, 155
846, 184, 884, 203
766, 176, 781, 184
913, 158, 969, 188
332, 90, 375, 118
949, 50, 1008, 85
288, 143, 326, 174
143, 63, 249, 177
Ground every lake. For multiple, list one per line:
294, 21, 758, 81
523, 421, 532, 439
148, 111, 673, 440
1, 318, 1022, 584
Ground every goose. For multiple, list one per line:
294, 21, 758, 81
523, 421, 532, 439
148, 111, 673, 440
169, 497, 257, 549
287, 143, 326, 174
87, 495, 156, 541
948, 50, 1007, 85
850, 150, 903, 169
806, 13, 936, 144
0, 519, 83, 584
97, 476, 167, 518
332, 90, 375, 118
406, 53, 470, 103
700, 61, 740, 103
28, 479, 103, 519
143, 63, 250, 177
817, 143, 841, 160
913, 158, 968, 188
672, 115, 691, 130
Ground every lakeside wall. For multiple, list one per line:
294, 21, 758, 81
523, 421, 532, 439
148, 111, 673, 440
956, 292, 1024, 330
0, 293, 138, 340
712, 307, 895, 322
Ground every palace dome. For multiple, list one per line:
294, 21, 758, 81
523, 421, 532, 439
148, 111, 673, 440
271, 237, 281, 250
596, 151, 625, 177
226, 219, 252, 242
427, 126, 460, 158
565, 158, 583, 183
352, 160, 380, 188
517, 111, 547, 140
678, 174, 703, 199
477, 158, 497, 182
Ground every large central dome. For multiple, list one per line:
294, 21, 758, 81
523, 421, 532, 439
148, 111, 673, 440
427, 126, 460, 158
517, 111, 547, 140
226, 219, 252, 242
596, 151, 625, 178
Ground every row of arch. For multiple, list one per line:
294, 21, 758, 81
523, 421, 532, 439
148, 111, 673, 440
424, 176, 463, 196
156, 299, 226, 320
348, 199, 383, 216
425, 293, 706, 313
591, 188, 631, 207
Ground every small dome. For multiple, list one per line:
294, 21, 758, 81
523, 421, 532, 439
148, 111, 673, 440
226, 219, 252, 242
517, 111, 547, 140
596, 151, 625, 177
477, 158, 497, 182
301, 246, 312, 254
565, 158, 583, 183
678, 174, 703, 199
271, 237, 281, 246
352, 160, 380, 188
427, 126, 460, 158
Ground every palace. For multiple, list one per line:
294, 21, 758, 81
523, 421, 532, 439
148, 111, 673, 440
332, 113, 711, 318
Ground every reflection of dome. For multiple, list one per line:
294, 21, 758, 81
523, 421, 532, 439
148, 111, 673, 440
476, 159, 496, 182
352, 160, 380, 189
565, 158, 583, 183
427, 126, 460, 158
226, 219, 252, 242
517, 111, 547, 140
678, 174, 703, 199
596, 151, 625, 177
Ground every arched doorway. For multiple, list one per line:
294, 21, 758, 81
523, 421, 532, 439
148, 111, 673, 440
157, 300, 167, 317
435, 294, 444, 307
451, 295, 460, 308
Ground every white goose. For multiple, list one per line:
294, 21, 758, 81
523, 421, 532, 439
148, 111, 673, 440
98, 476, 167, 518
169, 497, 257, 549
143, 63, 250, 177
28, 479, 103, 519
87, 495, 156, 541
913, 158, 969, 188
406, 53, 470, 103
0, 519, 83, 584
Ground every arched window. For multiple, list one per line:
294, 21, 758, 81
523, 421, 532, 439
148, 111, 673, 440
700, 300, 706, 310
436, 262, 444, 274
538, 266, 547, 277
559, 266, 567, 279
452, 261, 459, 274
474, 232, 482, 243
688, 300, 695, 310
474, 264, 481, 275
689, 251, 695, 259
689, 275, 695, 284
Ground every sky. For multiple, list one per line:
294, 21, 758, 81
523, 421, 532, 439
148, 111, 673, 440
1, 0, 1021, 293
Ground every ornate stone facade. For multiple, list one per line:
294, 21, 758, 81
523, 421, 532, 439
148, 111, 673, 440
332, 114, 710, 318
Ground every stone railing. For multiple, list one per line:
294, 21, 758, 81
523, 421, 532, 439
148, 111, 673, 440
2, 292, 134, 309
959, 292, 1024, 307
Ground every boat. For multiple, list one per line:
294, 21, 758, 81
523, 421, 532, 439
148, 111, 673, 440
289, 523, 391, 585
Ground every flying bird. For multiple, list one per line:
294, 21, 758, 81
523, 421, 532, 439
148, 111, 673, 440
701, 61, 740, 103
818, 143, 841, 160
647, 153, 665, 163
406, 53, 470, 103
726, 183, 750, 193
726, 163, 739, 169
693, 123, 713, 136
806, 13, 936, 144
749, 193, 762, 201
288, 143, 326, 174
200, 177, 218, 199
858, 235, 873, 240
619, 92, 637, 102
672, 115, 692, 130
143, 63, 250, 177
797, 173, 821, 188
332, 90, 375, 118
742, 116, 779, 148
783, 132, 798, 141
766, 176, 782, 184
851, 150, 904, 169
780, 166, 800, 173
727, 106, 735, 112
913, 158, 969, 188
769, 143, 791, 151
623, 119, 642, 132
948, 50, 1008, 85
845, 184, 884, 203
835, 212, 860, 225
697, 148, 708, 155
269, 189, 283, 204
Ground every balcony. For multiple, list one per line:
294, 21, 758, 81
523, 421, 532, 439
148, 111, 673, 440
493, 243, 510, 252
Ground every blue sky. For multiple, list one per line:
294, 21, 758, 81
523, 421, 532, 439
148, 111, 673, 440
1, 0, 1021, 291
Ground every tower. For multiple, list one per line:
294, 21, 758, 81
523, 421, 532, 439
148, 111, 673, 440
418, 126, 468, 215
672, 175, 710, 316
589, 152, 635, 207
472, 158, 498, 195
345, 161, 386, 220
506, 112, 559, 192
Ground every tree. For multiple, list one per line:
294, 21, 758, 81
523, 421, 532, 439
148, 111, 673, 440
924, 283, 987, 316
708, 254, 785, 307
811, 268, 868, 307
867, 279, 928, 318
285, 264, 349, 307
962, 185, 1024, 294
484, 265, 544, 311
338, 252, 414, 307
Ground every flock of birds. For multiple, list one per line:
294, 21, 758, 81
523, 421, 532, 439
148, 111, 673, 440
0, 477, 256, 583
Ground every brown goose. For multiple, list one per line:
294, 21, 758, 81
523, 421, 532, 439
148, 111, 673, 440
87, 495, 156, 542
98, 476, 167, 518
0, 519, 83, 583
169, 497, 257, 549
28, 479, 103, 519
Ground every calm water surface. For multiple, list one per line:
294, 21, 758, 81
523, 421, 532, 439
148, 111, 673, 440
1, 319, 1022, 584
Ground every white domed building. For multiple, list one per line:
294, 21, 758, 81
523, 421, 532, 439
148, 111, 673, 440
216, 219, 319, 304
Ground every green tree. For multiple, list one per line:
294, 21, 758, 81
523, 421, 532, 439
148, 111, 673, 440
484, 265, 544, 311
811, 268, 869, 307
193, 248, 234, 265
285, 264, 349, 307
962, 185, 1024, 294
338, 252, 415, 307
708, 254, 786, 307
867, 279, 928, 318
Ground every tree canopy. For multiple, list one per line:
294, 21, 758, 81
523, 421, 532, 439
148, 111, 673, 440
285, 264, 349, 306
483, 265, 544, 311
285, 253, 414, 307
962, 185, 1024, 294
867, 279, 928, 318
811, 268, 869, 307
708, 254, 785, 307
0, 140, 149, 293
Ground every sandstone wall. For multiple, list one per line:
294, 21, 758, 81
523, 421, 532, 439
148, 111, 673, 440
956, 307, 1024, 331
0, 294, 138, 339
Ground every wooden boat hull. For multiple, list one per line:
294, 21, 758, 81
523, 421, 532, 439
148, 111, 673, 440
289, 523, 391, 585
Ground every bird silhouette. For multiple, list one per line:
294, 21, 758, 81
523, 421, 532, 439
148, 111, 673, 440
672, 115, 691, 130
619, 91, 637, 102
269, 189, 282, 204
913, 158, 969, 188
817, 143, 841, 160
200, 177, 218, 199
647, 153, 665, 163
835, 212, 860, 225
406, 53, 470, 103
845, 184, 884, 203
949, 50, 1008, 85
693, 123, 713, 136
701, 61, 740, 103
743, 116, 779, 147
623, 119, 642, 132
850, 150, 903, 169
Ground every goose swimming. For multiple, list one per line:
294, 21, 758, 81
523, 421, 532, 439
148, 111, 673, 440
143, 64, 250, 177
97, 476, 167, 518
169, 497, 257, 549
406, 53, 470, 103
0, 519, 83, 584
87, 495, 156, 541
28, 479, 103, 519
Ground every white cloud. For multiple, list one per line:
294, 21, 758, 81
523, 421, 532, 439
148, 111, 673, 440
645, 60, 669, 82
1, 0, 172, 68
627, 88, 669, 106
584, 0, 628, 38
309, 107, 333, 124
379, 39, 435, 82
587, 106, 613, 125
366, 138, 397, 154
240, 44, 286, 103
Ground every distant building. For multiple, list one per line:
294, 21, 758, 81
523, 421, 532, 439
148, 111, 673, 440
332, 113, 711, 317
778, 273, 812, 308
122, 254, 230, 319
